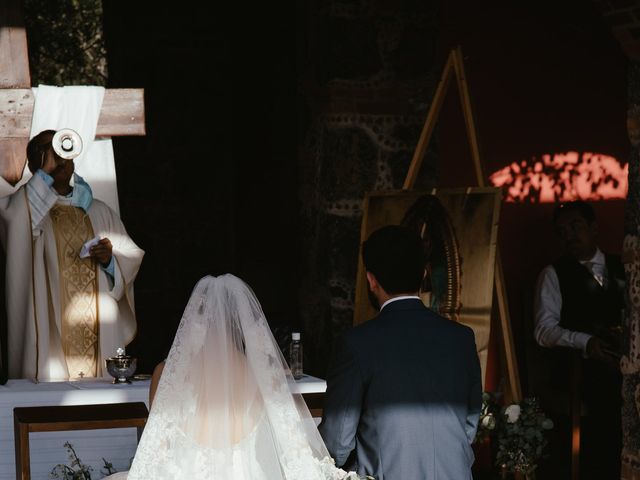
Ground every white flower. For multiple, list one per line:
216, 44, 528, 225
481, 413, 496, 430
505, 404, 521, 423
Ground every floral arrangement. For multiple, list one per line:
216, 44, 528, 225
49, 442, 117, 480
475, 393, 554, 476
476, 392, 500, 442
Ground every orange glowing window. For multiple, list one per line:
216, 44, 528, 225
489, 152, 628, 203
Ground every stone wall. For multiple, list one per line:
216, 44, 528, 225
595, 0, 640, 58
298, 0, 440, 375
622, 59, 640, 480
101, 2, 299, 372
595, 1, 640, 475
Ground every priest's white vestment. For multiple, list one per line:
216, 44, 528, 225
0, 174, 144, 381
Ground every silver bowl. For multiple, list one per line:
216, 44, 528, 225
105, 355, 137, 384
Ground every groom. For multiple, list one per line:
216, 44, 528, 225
319, 225, 482, 479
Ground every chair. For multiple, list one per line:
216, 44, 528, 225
13, 402, 148, 480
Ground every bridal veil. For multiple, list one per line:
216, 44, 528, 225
126, 274, 352, 479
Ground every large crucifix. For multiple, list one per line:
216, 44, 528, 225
0, 0, 145, 186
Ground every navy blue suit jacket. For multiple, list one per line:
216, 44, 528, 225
319, 298, 482, 480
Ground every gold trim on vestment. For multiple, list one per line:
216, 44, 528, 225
50, 204, 99, 379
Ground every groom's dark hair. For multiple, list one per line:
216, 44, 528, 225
362, 225, 425, 294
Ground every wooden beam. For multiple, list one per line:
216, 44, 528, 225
0, 0, 30, 88
96, 89, 146, 136
495, 257, 522, 402
0, 138, 27, 185
0, 88, 146, 138
452, 47, 485, 185
403, 52, 455, 190
571, 353, 582, 480
0, 0, 30, 184
451, 48, 521, 401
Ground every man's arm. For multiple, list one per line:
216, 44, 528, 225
90, 203, 144, 302
318, 333, 364, 467
25, 149, 65, 233
98, 255, 125, 298
533, 266, 591, 354
149, 361, 165, 408
90, 237, 125, 298
25, 170, 58, 234
465, 327, 482, 444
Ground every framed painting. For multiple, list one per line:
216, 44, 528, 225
354, 187, 502, 384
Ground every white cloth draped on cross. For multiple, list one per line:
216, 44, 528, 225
27, 84, 120, 214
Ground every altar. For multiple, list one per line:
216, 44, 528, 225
0, 375, 326, 480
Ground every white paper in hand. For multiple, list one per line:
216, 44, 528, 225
80, 236, 101, 258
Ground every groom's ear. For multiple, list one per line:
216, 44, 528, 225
366, 271, 378, 291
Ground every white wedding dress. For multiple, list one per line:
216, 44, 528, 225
104, 274, 358, 480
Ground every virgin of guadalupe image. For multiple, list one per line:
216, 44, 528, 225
354, 188, 500, 384
401, 194, 462, 321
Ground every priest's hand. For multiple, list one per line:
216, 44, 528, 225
90, 237, 113, 267
586, 336, 620, 370
41, 147, 61, 174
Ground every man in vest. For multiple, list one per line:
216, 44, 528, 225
534, 200, 623, 478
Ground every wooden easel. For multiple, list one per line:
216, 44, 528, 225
403, 46, 522, 403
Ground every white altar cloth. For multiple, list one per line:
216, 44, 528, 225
0, 379, 150, 480
0, 376, 326, 480
289, 373, 328, 394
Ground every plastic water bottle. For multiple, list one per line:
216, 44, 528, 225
289, 332, 304, 379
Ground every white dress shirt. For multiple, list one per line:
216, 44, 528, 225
380, 295, 421, 311
533, 249, 607, 354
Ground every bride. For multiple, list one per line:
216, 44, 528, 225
105, 274, 361, 479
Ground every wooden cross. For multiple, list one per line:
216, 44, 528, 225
0, 0, 145, 185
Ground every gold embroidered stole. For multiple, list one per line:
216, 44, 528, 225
49, 204, 99, 379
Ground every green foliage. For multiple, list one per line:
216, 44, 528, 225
475, 391, 500, 443
475, 393, 554, 476
49, 442, 117, 480
23, 0, 108, 86
49, 442, 92, 480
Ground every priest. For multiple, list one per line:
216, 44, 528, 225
0, 129, 144, 381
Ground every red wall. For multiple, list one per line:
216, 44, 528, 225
435, 0, 628, 392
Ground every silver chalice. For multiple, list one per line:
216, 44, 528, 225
105, 347, 137, 384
